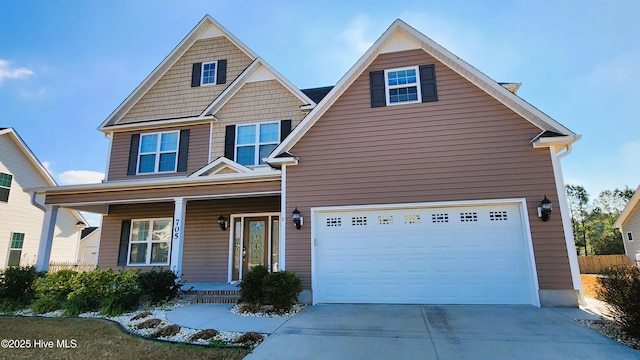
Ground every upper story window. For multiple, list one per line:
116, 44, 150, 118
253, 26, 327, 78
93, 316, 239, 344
370, 64, 437, 108
236, 122, 280, 166
138, 131, 179, 174
385, 66, 421, 105
0, 172, 12, 202
628, 231, 634, 242
201, 61, 217, 85
128, 218, 171, 266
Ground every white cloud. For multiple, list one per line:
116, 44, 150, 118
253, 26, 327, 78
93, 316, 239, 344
0, 59, 33, 84
583, 52, 640, 89
41, 161, 54, 175
340, 14, 375, 55
58, 170, 104, 185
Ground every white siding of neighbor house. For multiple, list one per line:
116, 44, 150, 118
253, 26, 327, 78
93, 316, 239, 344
622, 205, 640, 264
0, 133, 83, 268
77, 228, 101, 264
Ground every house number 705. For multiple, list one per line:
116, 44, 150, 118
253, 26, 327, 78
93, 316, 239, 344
173, 219, 180, 240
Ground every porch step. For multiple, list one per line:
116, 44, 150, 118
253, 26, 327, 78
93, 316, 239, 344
179, 289, 241, 304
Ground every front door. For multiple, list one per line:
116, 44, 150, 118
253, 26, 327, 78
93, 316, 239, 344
231, 215, 280, 281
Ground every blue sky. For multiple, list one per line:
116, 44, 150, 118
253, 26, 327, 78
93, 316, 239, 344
1, 1, 639, 224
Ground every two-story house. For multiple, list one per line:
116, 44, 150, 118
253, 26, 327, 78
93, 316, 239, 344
32, 15, 581, 307
0, 127, 87, 268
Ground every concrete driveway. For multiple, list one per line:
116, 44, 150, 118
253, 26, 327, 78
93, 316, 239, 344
245, 305, 639, 360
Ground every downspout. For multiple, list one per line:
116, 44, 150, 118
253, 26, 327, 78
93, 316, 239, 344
30, 192, 46, 211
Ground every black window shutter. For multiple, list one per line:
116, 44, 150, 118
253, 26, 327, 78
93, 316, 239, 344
224, 125, 236, 160
191, 62, 202, 87
280, 120, 292, 141
419, 64, 438, 102
216, 59, 227, 84
177, 129, 190, 172
117, 220, 131, 266
127, 134, 140, 175
370, 70, 386, 108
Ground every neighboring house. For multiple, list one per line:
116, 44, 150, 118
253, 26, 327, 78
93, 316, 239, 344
0, 128, 87, 268
32, 15, 582, 307
614, 185, 640, 264
77, 226, 100, 264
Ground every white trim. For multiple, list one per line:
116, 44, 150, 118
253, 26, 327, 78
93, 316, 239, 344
227, 212, 280, 282
35, 205, 59, 271
549, 146, 584, 304
267, 19, 576, 163
126, 217, 173, 266
189, 157, 254, 177
280, 165, 287, 271
384, 65, 421, 106
200, 60, 218, 86
103, 133, 113, 182
102, 116, 217, 133
137, 130, 180, 174
310, 198, 541, 306
208, 122, 214, 163
170, 198, 186, 277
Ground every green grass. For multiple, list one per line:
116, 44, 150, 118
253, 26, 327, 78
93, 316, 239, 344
0, 316, 249, 360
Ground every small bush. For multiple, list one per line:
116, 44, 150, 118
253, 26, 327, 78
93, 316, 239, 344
153, 324, 181, 338
136, 318, 162, 329
32, 269, 77, 303
138, 268, 181, 304
0, 299, 23, 312
597, 265, 640, 336
31, 294, 63, 314
63, 268, 141, 316
189, 329, 219, 341
239, 265, 269, 304
234, 331, 263, 344
238, 303, 262, 314
262, 271, 302, 313
0, 266, 41, 306
100, 289, 142, 317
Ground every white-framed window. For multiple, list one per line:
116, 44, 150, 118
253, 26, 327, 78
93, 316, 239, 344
0, 172, 12, 202
127, 219, 172, 265
385, 66, 421, 105
628, 231, 634, 242
7, 232, 24, 267
138, 131, 180, 174
201, 61, 217, 86
235, 121, 280, 166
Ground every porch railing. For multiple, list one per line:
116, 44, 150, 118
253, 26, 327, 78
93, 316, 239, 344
48, 261, 95, 273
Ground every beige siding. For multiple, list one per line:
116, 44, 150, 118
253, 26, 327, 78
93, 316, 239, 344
0, 135, 82, 268
285, 49, 572, 291
98, 196, 279, 282
121, 37, 253, 123
108, 123, 210, 181
45, 179, 280, 205
212, 80, 307, 160
622, 206, 640, 263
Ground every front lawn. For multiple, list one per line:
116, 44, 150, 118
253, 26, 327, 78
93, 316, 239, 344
0, 316, 249, 360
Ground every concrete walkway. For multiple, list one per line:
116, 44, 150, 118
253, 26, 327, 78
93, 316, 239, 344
245, 305, 639, 360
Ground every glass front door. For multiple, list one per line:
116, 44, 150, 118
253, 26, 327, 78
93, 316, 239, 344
231, 215, 279, 281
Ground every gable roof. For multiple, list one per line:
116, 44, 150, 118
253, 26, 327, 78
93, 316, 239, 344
0, 128, 87, 224
81, 226, 99, 239
301, 86, 334, 103
614, 185, 640, 229
200, 58, 316, 117
268, 19, 577, 161
99, 14, 259, 131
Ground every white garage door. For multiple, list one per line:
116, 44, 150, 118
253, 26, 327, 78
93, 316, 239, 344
313, 202, 537, 305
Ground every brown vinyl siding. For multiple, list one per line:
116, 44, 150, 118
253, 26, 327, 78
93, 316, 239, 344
120, 37, 253, 123
285, 49, 572, 291
98, 197, 279, 282
108, 123, 210, 181
212, 80, 307, 159
45, 179, 280, 205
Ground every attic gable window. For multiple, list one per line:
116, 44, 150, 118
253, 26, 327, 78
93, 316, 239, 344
370, 64, 438, 107
0, 172, 12, 202
201, 61, 217, 85
191, 59, 227, 87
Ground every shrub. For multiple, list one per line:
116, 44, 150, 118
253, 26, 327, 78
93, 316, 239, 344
239, 265, 269, 304
138, 268, 181, 304
597, 265, 640, 336
262, 271, 302, 313
63, 268, 141, 316
31, 294, 63, 314
0, 266, 41, 306
32, 269, 77, 303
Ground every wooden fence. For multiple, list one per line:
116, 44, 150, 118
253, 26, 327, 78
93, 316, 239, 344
48, 262, 95, 273
578, 255, 629, 274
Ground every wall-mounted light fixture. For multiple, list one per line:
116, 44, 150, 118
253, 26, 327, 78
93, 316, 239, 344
537, 196, 553, 222
292, 207, 303, 230
217, 214, 228, 231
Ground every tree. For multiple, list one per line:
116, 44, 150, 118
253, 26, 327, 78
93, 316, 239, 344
566, 184, 589, 255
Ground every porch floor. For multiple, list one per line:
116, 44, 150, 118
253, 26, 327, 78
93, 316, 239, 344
181, 282, 239, 291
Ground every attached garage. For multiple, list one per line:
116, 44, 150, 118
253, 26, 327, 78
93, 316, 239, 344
312, 200, 539, 306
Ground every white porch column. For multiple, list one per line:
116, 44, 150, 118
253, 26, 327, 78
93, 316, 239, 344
35, 205, 59, 271
170, 198, 187, 278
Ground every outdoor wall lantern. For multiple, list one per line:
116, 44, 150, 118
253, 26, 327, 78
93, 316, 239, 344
292, 207, 303, 230
538, 196, 553, 222
217, 215, 228, 231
